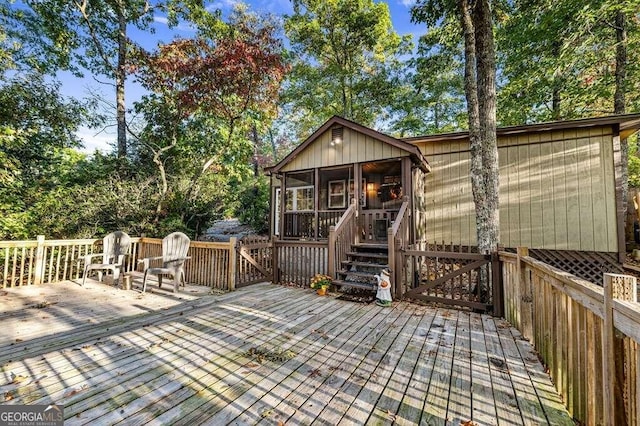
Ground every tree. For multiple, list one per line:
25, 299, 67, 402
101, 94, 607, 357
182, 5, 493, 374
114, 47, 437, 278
5, 0, 212, 161
284, 0, 411, 135
0, 75, 92, 238
413, 0, 500, 294
497, 0, 640, 124
130, 6, 288, 230
392, 17, 467, 136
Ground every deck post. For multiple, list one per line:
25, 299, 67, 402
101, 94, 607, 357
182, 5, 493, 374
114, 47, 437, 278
228, 237, 237, 291
603, 273, 636, 426
491, 250, 504, 318
34, 235, 45, 285
271, 236, 279, 284
517, 247, 532, 340
328, 226, 336, 278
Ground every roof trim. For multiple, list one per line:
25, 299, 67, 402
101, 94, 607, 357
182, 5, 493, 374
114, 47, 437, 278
402, 113, 640, 144
265, 115, 430, 174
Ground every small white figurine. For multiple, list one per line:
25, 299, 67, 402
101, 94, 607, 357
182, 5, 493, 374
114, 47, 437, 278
374, 268, 392, 307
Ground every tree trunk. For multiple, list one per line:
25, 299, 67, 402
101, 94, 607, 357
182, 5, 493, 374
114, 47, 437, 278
459, 0, 499, 298
614, 10, 629, 250
116, 7, 127, 160
614, 11, 626, 115
474, 0, 499, 256
551, 41, 562, 120
613, 16, 629, 418
459, 0, 482, 224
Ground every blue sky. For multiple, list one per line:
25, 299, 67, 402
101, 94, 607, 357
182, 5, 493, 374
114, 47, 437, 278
72, 0, 423, 152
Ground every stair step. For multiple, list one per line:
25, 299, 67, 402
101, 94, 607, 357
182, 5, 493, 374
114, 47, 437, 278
353, 243, 388, 250
346, 251, 388, 260
341, 260, 389, 269
337, 270, 379, 280
332, 279, 376, 291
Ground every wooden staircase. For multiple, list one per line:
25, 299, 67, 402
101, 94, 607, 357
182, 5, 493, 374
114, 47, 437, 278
333, 243, 388, 292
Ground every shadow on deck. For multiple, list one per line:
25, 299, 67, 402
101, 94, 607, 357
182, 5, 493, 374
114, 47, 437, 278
0, 281, 573, 425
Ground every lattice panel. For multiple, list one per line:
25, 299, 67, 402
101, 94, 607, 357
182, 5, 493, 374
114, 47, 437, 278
528, 249, 623, 285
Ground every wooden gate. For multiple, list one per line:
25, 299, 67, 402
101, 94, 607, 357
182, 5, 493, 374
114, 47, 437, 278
400, 246, 502, 314
236, 236, 273, 287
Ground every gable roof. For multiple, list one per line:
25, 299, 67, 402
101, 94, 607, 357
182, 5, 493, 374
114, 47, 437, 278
265, 116, 430, 174
402, 113, 640, 145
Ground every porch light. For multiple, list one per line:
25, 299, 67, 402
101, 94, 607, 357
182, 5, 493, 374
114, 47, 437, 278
367, 183, 375, 192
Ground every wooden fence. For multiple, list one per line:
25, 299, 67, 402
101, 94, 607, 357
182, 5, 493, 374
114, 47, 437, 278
502, 247, 640, 425
273, 240, 328, 286
0, 235, 272, 291
0, 236, 142, 287
139, 238, 237, 290
236, 236, 272, 287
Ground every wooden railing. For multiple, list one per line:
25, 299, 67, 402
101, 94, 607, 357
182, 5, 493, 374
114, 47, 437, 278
282, 210, 345, 240
0, 236, 142, 287
236, 236, 272, 287
317, 210, 344, 239
139, 237, 236, 290
327, 200, 357, 278
502, 247, 640, 424
273, 240, 328, 286
388, 198, 410, 297
359, 209, 399, 242
283, 211, 315, 239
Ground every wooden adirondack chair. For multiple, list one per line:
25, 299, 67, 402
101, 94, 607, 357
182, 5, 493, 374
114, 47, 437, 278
82, 231, 131, 287
139, 232, 191, 293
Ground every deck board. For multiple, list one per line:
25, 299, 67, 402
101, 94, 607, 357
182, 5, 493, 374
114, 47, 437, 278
394, 309, 444, 425
367, 306, 438, 423
211, 301, 378, 425
0, 281, 574, 425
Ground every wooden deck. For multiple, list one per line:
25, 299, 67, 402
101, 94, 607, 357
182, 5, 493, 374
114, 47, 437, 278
0, 280, 573, 425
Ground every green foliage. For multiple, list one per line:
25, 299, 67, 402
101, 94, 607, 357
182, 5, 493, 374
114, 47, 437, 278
497, 0, 640, 123
310, 274, 332, 289
283, 0, 411, 135
0, 75, 93, 239
236, 177, 271, 234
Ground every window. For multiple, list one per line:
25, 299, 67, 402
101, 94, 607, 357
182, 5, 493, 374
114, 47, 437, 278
328, 180, 346, 209
286, 186, 314, 211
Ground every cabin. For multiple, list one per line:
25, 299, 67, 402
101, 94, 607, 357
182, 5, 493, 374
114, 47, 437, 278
265, 114, 640, 301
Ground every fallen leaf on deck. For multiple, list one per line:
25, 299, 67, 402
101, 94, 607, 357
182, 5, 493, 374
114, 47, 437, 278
63, 385, 88, 398
10, 373, 28, 384
245, 362, 260, 368
461, 421, 477, 426
260, 409, 274, 418
278, 421, 286, 426
386, 410, 396, 421
308, 368, 322, 378
4, 391, 14, 401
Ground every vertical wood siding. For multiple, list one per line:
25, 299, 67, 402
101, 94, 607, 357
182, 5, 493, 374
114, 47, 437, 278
417, 127, 617, 252
282, 127, 409, 172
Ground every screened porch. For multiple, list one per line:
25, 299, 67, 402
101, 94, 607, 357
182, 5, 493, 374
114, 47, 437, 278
275, 159, 407, 242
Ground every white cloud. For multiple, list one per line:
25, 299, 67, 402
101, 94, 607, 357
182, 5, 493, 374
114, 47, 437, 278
398, 0, 416, 7
206, 0, 240, 13
153, 16, 169, 25
76, 126, 115, 154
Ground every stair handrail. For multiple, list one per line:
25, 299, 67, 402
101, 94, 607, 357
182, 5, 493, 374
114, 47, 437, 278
388, 196, 410, 298
328, 200, 357, 278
